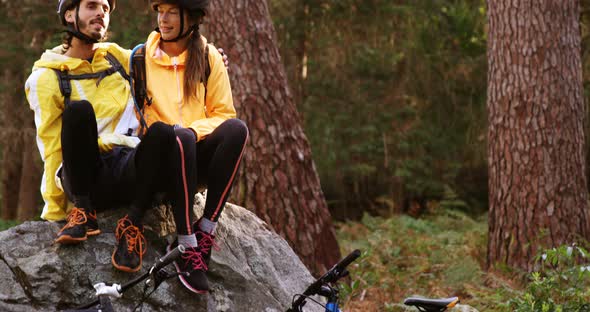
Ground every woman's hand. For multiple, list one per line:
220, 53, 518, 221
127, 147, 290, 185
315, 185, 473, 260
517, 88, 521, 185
218, 48, 229, 69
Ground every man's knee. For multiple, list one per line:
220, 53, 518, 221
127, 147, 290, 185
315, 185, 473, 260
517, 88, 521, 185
63, 100, 94, 123
143, 122, 175, 146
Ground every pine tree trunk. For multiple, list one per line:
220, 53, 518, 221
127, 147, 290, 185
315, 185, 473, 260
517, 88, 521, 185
17, 129, 42, 221
1, 68, 24, 220
487, 0, 590, 271
205, 0, 340, 274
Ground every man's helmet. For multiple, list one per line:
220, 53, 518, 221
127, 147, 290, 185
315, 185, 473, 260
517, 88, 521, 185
57, 0, 116, 26
150, 0, 209, 16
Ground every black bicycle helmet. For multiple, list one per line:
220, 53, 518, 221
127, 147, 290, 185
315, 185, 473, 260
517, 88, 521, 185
151, 0, 209, 42
57, 0, 115, 44
150, 0, 209, 15
57, 0, 116, 26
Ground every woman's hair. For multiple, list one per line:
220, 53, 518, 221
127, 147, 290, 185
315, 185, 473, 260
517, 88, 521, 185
184, 11, 208, 100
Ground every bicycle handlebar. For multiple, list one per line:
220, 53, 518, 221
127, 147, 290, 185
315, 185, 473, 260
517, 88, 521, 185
288, 249, 361, 312
330, 249, 361, 276
73, 245, 186, 311
151, 244, 185, 274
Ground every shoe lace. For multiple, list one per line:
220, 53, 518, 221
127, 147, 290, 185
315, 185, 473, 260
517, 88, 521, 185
87, 210, 97, 221
59, 207, 87, 232
116, 216, 146, 257
182, 247, 208, 271
197, 231, 220, 255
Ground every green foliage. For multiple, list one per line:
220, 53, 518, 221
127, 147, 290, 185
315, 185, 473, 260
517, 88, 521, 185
0, 219, 19, 231
270, 0, 489, 217
509, 245, 590, 312
336, 209, 515, 311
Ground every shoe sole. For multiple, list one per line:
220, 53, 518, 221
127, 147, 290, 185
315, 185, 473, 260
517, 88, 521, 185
111, 251, 142, 273
55, 234, 87, 244
87, 229, 101, 236
166, 244, 208, 294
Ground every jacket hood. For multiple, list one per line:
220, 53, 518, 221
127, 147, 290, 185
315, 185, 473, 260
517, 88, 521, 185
145, 31, 208, 67
32, 42, 128, 72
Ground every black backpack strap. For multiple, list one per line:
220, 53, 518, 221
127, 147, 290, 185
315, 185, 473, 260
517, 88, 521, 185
104, 52, 130, 85
130, 43, 149, 137
130, 44, 151, 109
53, 69, 72, 107
52, 53, 131, 109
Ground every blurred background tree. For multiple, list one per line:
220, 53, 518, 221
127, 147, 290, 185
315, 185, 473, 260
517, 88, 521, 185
2, 0, 590, 236
270, 0, 489, 219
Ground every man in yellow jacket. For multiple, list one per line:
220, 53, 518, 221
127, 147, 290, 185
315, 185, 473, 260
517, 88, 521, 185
25, 0, 152, 272
26, 0, 137, 223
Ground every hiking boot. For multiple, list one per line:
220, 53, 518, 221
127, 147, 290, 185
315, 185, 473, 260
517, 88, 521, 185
167, 240, 209, 294
111, 215, 146, 273
55, 207, 92, 244
86, 210, 100, 236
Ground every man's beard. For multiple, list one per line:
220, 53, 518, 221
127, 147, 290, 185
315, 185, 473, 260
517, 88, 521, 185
78, 19, 106, 41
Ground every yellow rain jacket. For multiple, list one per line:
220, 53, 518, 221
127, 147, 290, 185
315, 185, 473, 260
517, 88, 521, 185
143, 31, 236, 141
24, 43, 139, 221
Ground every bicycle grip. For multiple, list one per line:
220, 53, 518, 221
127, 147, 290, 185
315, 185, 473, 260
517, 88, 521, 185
151, 245, 186, 273
332, 249, 361, 272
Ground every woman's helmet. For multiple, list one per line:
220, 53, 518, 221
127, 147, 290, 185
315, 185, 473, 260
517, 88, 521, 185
57, 0, 116, 26
150, 0, 209, 16
150, 0, 209, 42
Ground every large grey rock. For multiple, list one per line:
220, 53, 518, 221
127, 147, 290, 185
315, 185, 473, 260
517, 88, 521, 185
0, 194, 320, 311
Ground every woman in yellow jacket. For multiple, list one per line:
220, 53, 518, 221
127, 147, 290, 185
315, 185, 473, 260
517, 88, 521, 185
111, 0, 249, 294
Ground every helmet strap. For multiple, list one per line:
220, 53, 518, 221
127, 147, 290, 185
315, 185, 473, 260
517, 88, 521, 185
68, 3, 100, 44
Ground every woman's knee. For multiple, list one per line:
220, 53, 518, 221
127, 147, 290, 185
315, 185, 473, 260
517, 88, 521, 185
222, 118, 249, 144
174, 127, 196, 146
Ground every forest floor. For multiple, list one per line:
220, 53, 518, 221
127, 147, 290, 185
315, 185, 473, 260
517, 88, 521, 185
335, 209, 524, 312
0, 209, 525, 311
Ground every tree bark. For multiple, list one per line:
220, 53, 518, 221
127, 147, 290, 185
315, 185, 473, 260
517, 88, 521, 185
487, 0, 590, 272
0, 2, 51, 221
17, 128, 43, 221
205, 0, 341, 274
1, 68, 24, 221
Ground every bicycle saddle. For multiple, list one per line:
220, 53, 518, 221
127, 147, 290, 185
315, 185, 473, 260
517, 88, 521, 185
403, 296, 459, 312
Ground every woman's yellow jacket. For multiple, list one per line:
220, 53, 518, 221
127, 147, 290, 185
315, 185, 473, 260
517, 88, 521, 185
143, 31, 236, 141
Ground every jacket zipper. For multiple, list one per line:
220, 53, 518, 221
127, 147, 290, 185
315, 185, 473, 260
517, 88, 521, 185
173, 57, 182, 126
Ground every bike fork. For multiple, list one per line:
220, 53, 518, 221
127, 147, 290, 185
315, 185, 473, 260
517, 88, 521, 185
322, 285, 340, 312
325, 302, 339, 312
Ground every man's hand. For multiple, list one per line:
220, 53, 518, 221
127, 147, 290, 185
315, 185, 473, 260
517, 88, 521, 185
218, 48, 229, 69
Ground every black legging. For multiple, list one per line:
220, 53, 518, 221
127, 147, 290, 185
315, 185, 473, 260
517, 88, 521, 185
192, 119, 249, 223
131, 119, 249, 235
61, 101, 248, 236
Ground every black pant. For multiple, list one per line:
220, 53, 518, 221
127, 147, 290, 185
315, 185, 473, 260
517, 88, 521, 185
61, 100, 136, 210
61, 100, 249, 235
150, 118, 249, 235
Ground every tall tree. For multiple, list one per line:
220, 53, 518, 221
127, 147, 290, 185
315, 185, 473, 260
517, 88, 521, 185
0, 1, 54, 220
205, 0, 340, 274
487, 0, 590, 271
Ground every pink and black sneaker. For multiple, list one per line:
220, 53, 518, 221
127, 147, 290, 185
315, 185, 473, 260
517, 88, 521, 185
167, 240, 209, 294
